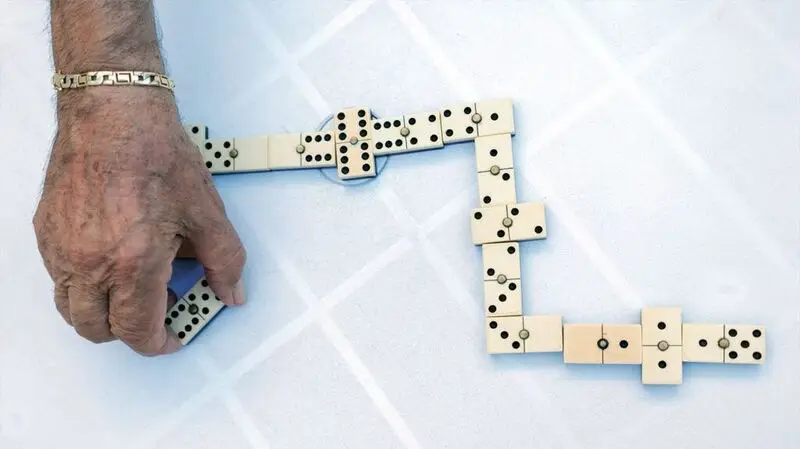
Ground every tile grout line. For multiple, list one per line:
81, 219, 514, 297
264, 238, 423, 449
225, 0, 377, 114
527, 0, 726, 159
196, 352, 271, 449
318, 316, 423, 449
731, 1, 800, 76
547, 0, 795, 276
237, 0, 333, 120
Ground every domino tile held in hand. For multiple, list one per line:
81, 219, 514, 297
183, 278, 225, 322
165, 299, 206, 345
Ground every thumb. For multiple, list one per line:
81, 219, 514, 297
186, 212, 247, 306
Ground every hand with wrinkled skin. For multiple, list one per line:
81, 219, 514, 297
33, 87, 246, 356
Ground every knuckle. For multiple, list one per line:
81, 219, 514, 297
66, 244, 109, 271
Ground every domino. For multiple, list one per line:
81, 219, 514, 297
564, 323, 642, 365
165, 277, 225, 345
183, 278, 225, 322
165, 299, 204, 345
641, 308, 682, 385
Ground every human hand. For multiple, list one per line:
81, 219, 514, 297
33, 87, 246, 356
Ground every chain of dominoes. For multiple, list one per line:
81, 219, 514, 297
167, 98, 765, 385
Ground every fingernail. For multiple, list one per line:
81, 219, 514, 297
166, 287, 178, 308
233, 279, 246, 305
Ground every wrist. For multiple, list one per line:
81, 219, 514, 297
56, 86, 179, 132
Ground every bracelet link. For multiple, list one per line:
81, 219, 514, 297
51, 70, 175, 92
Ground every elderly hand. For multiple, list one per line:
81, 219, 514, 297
33, 88, 246, 355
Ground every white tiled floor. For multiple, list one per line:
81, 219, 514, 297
1, 1, 799, 448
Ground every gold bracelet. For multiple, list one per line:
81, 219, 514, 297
51, 70, 175, 92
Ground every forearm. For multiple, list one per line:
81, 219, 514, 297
50, 0, 164, 73
49, 0, 178, 127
